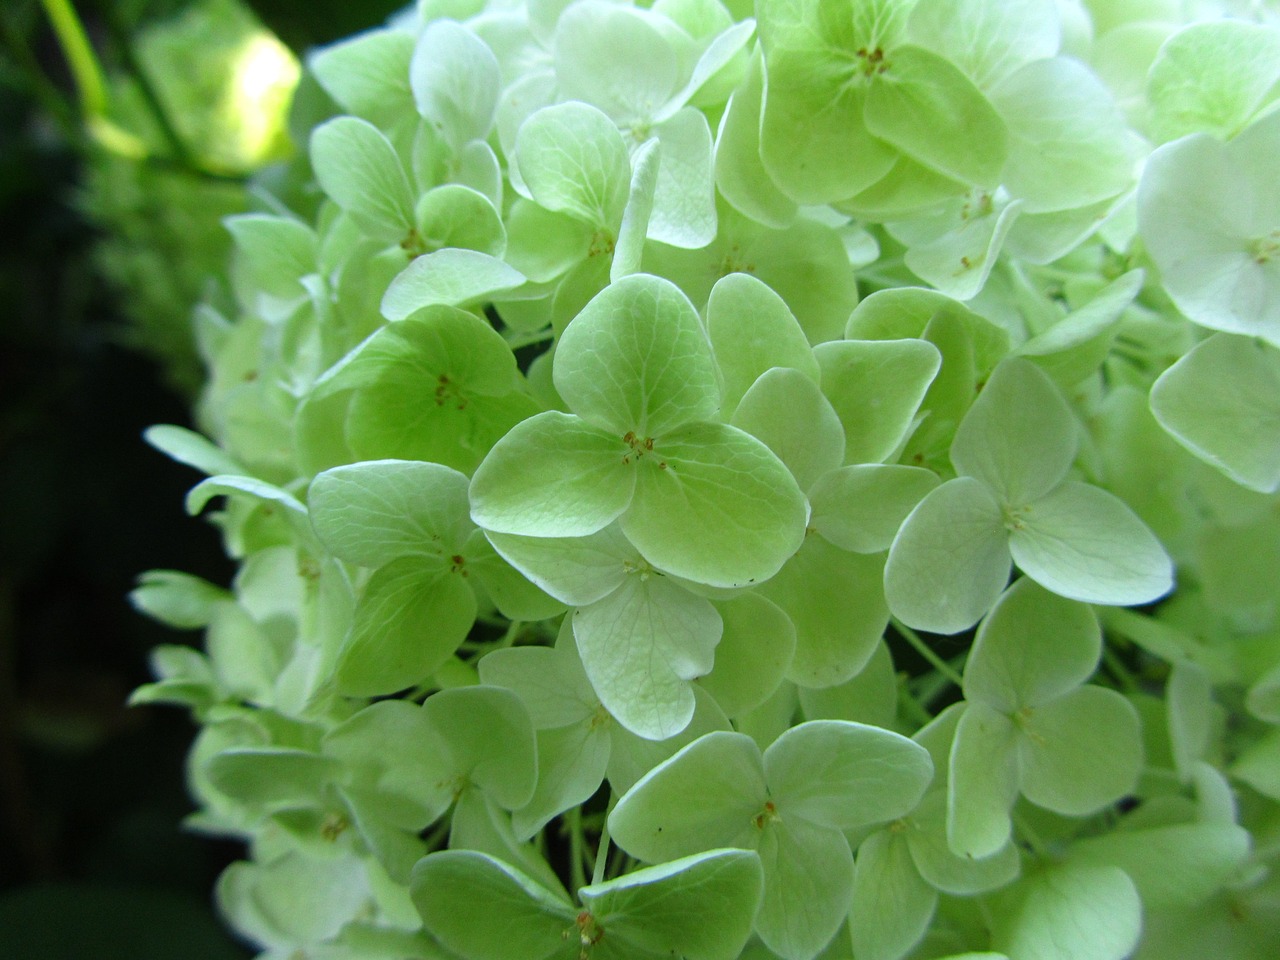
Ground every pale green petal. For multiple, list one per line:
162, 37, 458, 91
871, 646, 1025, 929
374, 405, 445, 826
707, 272, 819, 420
731, 368, 845, 491
798, 641, 898, 730
755, 816, 854, 960
555, 274, 720, 436
574, 573, 723, 740
1010, 482, 1174, 607
849, 829, 937, 960
906, 0, 1059, 91
947, 702, 1020, 860
623, 421, 808, 588
963, 577, 1101, 714
381, 249, 526, 319
814, 339, 941, 465
469, 411, 636, 538
422, 685, 538, 811
1149, 333, 1280, 494
310, 116, 414, 243
484, 524, 637, 607
990, 863, 1141, 960
699, 593, 796, 718
515, 101, 632, 229
1018, 686, 1142, 816
648, 107, 717, 248
884, 478, 1011, 635
512, 722, 612, 839
477, 641, 597, 729
765, 720, 933, 831
810, 465, 941, 554
608, 730, 766, 863
310, 28, 415, 127
950, 358, 1077, 505
410, 19, 500, 152
904, 791, 1021, 896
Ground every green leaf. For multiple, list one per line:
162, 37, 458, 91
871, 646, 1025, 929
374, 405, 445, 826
410, 19, 500, 152
947, 702, 1020, 859
469, 411, 636, 538
1009, 482, 1174, 606
609, 730, 765, 863
759, 536, 889, 688
950, 358, 1077, 506
864, 45, 1007, 188
990, 863, 1141, 960
335, 558, 476, 696
310, 116, 415, 243
732, 368, 844, 491
1018, 685, 1143, 815
410, 850, 575, 960
963, 577, 1101, 714
381, 249, 526, 319
755, 815, 854, 960
580, 849, 765, 960
707, 272, 819, 418
699, 593, 796, 718
814, 339, 941, 465
308, 459, 471, 567
555, 274, 719, 436
849, 830, 937, 960
623, 420, 808, 587
515, 101, 631, 228
765, 720, 933, 831
810, 465, 942, 554
1149, 333, 1280, 493
1147, 20, 1280, 142
574, 573, 722, 740
884, 477, 1011, 635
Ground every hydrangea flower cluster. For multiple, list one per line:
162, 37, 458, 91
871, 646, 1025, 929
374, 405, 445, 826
132, 1, 1280, 958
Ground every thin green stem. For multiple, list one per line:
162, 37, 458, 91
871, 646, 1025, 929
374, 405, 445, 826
591, 816, 610, 886
1101, 644, 1140, 693
39, 0, 105, 118
1011, 809, 1052, 860
567, 807, 587, 893
503, 327, 555, 350
892, 618, 965, 688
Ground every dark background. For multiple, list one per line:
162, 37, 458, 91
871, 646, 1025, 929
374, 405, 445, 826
0, 1, 398, 955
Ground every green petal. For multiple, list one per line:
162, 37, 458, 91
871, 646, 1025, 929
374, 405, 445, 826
758, 537, 888, 689
410, 19, 500, 152
477, 642, 597, 729
755, 816, 854, 960
884, 478, 1011, 635
950, 358, 1077, 505
203, 747, 334, 810
1149, 333, 1280, 494
707, 272, 819, 419
731, 367, 845, 491
1009, 482, 1174, 607
512, 722, 612, 840
609, 730, 766, 863
798, 641, 898, 730
623, 421, 807, 588
814, 339, 941, 466
410, 850, 575, 960
906, 0, 1059, 91
947, 702, 1020, 860
309, 28, 415, 127
699, 593, 796, 719
648, 108, 718, 248
465, 529, 568, 622
864, 45, 1007, 188
849, 830, 937, 960
580, 849, 765, 960
1018, 686, 1143, 816
904, 791, 1021, 896
573, 573, 722, 740
555, 274, 719, 436
424, 685, 539, 811
809, 465, 942, 554
515, 101, 631, 229
765, 720, 933, 831
335, 558, 475, 696
308, 459, 471, 567
483, 524, 635, 607
963, 577, 1101, 714
469, 411, 636, 538
715, 46, 798, 227
989, 863, 1140, 960
381, 249, 525, 319
310, 116, 414, 243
